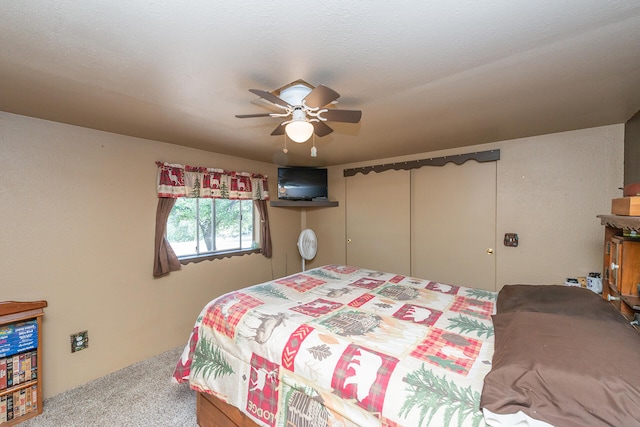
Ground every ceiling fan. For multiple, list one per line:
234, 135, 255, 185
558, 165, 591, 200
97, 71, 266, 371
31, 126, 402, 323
235, 79, 362, 144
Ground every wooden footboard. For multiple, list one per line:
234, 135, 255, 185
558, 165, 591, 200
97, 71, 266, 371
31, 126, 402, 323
197, 392, 260, 427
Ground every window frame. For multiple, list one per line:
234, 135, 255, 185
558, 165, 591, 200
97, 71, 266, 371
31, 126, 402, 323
168, 198, 261, 265
178, 247, 260, 265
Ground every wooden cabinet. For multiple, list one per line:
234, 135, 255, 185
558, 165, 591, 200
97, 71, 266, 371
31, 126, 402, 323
0, 301, 47, 426
598, 215, 640, 319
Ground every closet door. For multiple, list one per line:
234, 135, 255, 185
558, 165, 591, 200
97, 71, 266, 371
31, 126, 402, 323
346, 169, 411, 275
411, 161, 497, 291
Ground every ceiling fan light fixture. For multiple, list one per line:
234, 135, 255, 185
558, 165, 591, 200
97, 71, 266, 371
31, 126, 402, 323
237, 81, 362, 152
285, 120, 314, 143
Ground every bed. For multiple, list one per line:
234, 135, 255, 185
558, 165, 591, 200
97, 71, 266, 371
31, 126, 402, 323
173, 265, 640, 427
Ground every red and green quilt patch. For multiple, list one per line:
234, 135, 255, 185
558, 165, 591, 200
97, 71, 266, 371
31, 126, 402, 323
410, 328, 481, 375
202, 292, 263, 339
276, 274, 326, 292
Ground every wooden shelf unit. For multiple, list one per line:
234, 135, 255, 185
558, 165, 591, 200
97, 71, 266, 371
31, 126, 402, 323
0, 301, 47, 426
598, 215, 640, 319
270, 200, 338, 207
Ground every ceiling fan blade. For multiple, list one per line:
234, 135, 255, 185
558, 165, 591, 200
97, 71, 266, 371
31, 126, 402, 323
271, 123, 286, 136
235, 113, 273, 118
321, 109, 362, 123
312, 121, 334, 137
303, 85, 340, 109
249, 89, 291, 109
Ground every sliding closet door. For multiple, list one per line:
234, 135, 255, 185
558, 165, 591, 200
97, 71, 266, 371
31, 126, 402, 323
411, 161, 497, 291
346, 169, 411, 275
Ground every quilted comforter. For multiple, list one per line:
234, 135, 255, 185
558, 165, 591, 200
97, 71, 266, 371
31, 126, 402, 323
173, 265, 496, 426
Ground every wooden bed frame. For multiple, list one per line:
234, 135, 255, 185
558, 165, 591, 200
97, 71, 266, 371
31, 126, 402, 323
197, 391, 260, 427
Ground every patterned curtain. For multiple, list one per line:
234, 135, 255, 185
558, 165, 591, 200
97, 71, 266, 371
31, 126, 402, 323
155, 162, 269, 200
153, 162, 271, 277
254, 200, 272, 258
153, 197, 181, 277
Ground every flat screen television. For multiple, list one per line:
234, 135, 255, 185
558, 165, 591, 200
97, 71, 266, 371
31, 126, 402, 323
277, 167, 328, 201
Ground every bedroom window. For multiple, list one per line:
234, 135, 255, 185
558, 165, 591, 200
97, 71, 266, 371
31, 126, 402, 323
153, 162, 271, 277
167, 198, 258, 259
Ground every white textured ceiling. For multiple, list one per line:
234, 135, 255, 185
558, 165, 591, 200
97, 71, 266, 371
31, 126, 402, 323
1, 1, 640, 166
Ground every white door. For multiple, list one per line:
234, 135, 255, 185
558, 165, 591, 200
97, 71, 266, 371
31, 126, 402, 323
346, 169, 411, 275
411, 161, 497, 291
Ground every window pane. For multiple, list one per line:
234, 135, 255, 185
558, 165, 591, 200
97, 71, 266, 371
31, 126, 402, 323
166, 198, 198, 256
215, 199, 241, 250
241, 200, 254, 249
167, 197, 257, 259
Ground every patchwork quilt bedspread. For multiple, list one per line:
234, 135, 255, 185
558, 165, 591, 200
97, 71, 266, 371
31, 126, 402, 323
173, 265, 496, 427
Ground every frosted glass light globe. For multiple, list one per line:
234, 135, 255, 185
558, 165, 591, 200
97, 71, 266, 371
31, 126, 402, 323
285, 121, 314, 143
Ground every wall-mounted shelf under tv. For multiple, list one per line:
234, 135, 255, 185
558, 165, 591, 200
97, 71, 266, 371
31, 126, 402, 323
270, 200, 339, 207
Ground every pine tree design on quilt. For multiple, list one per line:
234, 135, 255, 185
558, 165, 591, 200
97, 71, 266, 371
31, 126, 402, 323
447, 315, 494, 338
307, 269, 342, 281
191, 337, 234, 380
465, 289, 496, 301
252, 284, 289, 300
400, 364, 484, 427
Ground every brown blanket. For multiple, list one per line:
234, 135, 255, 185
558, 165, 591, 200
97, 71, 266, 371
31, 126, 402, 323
481, 285, 640, 427
496, 284, 628, 324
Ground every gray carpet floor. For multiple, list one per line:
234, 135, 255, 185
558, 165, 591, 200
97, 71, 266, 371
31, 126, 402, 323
20, 346, 197, 426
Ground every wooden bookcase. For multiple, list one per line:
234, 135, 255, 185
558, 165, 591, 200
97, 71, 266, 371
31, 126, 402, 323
0, 301, 47, 426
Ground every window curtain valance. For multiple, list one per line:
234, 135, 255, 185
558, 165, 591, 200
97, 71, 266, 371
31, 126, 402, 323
156, 162, 269, 200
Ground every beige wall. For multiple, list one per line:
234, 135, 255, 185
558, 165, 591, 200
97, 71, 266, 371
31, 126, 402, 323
306, 125, 624, 288
0, 111, 303, 398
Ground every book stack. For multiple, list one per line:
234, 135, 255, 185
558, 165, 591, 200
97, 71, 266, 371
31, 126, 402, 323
0, 320, 39, 423
0, 384, 38, 423
0, 320, 38, 358
0, 350, 38, 390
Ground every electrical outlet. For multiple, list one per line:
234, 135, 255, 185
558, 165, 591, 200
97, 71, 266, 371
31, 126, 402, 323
70, 330, 89, 353
504, 233, 519, 247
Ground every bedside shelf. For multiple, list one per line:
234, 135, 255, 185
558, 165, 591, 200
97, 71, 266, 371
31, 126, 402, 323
270, 200, 339, 207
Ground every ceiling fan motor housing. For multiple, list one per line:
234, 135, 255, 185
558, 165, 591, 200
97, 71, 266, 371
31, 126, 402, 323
291, 107, 307, 121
